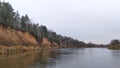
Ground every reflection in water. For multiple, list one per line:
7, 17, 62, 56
0, 51, 39, 68
30, 48, 77, 68
32, 49, 60, 68
110, 50, 120, 56
0, 48, 76, 68
1, 48, 120, 68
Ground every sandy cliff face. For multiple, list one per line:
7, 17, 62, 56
0, 24, 60, 54
41, 38, 51, 48
41, 38, 59, 48
0, 25, 38, 46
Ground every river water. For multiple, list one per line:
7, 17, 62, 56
0, 48, 120, 68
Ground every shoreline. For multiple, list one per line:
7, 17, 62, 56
0, 45, 107, 55
0, 45, 40, 55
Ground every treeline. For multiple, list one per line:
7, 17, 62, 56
0, 1, 48, 43
0, 1, 104, 47
108, 39, 120, 50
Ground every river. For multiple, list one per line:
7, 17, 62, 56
0, 48, 120, 68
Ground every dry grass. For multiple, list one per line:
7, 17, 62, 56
108, 44, 120, 50
0, 45, 40, 54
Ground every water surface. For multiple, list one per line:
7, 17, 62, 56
0, 48, 120, 68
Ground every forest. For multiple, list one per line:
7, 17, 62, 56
0, 1, 105, 48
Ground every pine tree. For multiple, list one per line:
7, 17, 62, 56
0, 2, 15, 27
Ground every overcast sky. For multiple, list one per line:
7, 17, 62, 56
4, 0, 120, 44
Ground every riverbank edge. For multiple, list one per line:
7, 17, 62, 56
0, 45, 62, 55
0, 45, 108, 55
107, 44, 120, 50
0, 45, 41, 55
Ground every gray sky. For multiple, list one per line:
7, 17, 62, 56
5, 0, 120, 44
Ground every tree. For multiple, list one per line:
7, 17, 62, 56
40, 25, 48, 38
110, 39, 120, 45
21, 14, 30, 31
47, 31, 60, 44
13, 11, 21, 30
0, 2, 15, 27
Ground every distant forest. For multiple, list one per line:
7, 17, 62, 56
0, 1, 105, 47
